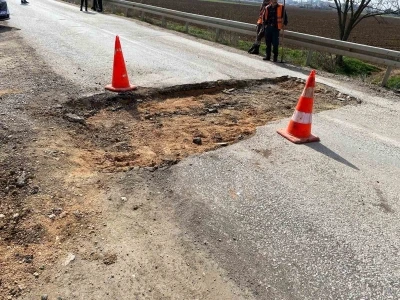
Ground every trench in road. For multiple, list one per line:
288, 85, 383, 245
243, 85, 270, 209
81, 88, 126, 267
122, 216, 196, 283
61, 76, 360, 172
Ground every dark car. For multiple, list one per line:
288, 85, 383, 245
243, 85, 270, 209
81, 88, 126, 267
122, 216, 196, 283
0, 0, 10, 21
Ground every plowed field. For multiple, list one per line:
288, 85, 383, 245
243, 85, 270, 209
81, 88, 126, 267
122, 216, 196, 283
136, 0, 400, 51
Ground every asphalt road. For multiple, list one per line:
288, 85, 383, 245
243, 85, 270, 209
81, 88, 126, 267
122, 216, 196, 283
167, 101, 400, 299
7, 0, 299, 88
6, 0, 400, 299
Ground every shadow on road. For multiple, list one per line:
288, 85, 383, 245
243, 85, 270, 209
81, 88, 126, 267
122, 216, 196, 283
0, 25, 18, 33
306, 142, 360, 170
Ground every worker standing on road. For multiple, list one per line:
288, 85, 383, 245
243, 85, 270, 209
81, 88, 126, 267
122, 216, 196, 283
97, 0, 103, 12
91, 0, 97, 11
248, 0, 270, 55
91, 0, 102, 12
262, 0, 288, 62
80, 0, 88, 11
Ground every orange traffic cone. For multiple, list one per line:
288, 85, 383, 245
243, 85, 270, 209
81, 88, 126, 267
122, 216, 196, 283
105, 35, 137, 92
277, 70, 320, 144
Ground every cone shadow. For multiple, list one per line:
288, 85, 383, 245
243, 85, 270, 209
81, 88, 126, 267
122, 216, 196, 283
305, 143, 359, 170
0, 26, 16, 33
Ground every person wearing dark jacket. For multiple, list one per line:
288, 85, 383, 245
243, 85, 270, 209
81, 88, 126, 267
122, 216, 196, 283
80, 0, 88, 11
248, 0, 270, 55
262, 0, 288, 62
97, 0, 103, 12
91, 0, 102, 12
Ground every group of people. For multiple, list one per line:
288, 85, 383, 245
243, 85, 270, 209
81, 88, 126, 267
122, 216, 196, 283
80, 0, 102, 12
248, 0, 288, 62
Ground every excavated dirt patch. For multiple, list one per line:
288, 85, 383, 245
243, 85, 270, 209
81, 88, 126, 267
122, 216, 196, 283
62, 77, 360, 172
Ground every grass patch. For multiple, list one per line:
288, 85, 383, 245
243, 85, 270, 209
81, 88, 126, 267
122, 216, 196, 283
337, 57, 381, 76
280, 47, 307, 66
187, 26, 215, 40
237, 40, 253, 51
167, 22, 188, 33
237, 40, 257, 52
386, 75, 400, 90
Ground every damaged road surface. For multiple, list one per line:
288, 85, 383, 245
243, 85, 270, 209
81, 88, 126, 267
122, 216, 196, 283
3, 6, 400, 299
0, 25, 362, 299
61, 77, 357, 172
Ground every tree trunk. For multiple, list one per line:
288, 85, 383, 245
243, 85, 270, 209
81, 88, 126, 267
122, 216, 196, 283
335, 54, 344, 66
336, 21, 353, 67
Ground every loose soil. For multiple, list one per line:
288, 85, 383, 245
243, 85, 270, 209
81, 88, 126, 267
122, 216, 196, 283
1, 24, 361, 299
63, 76, 358, 173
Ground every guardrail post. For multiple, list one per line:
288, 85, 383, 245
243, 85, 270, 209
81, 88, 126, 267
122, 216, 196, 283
162, 16, 166, 27
215, 28, 220, 42
125, 7, 129, 17
141, 10, 145, 21
185, 22, 189, 33
381, 66, 392, 87
306, 50, 313, 66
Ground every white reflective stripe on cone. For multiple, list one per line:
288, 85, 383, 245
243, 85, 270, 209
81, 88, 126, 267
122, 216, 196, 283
291, 110, 312, 124
302, 87, 314, 98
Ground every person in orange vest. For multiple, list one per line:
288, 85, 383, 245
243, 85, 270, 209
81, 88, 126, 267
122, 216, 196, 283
262, 0, 288, 62
248, 0, 270, 55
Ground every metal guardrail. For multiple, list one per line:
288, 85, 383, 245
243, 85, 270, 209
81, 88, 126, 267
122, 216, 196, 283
105, 0, 400, 86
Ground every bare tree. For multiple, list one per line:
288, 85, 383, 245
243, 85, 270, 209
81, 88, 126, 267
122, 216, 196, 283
390, 0, 400, 12
331, 0, 399, 64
